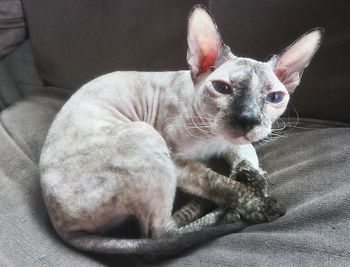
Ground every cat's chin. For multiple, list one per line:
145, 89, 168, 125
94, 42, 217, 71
222, 128, 270, 144
245, 127, 272, 143
217, 125, 269, 144
223, 135, 252, 144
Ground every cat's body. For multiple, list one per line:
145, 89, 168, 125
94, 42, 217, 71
40, 6, 322, 257
40, 70, 264, 248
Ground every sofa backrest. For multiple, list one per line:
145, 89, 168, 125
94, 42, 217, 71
22, 0, 350, 122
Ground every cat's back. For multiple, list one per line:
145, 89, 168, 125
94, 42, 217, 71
40, 70, 192, 168
48, 70, 192, 134
72, 70, 191, 102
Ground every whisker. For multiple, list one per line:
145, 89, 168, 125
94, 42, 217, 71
183, 125, 212, 129
161, 115, 215, 126
182, 123, 207, 139
205, 112, 217, 120
189, 108, 209, 135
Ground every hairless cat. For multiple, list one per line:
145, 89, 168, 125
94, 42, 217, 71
40, 5, 322, 257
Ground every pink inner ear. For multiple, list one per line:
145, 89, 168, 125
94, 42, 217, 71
275, 67, 289, 82
188, 7, 222, 76
200, 48, 218, 72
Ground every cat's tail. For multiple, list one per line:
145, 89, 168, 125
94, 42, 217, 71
66, 221, 248, 258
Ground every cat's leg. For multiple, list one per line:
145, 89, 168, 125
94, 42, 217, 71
176, 208, 227, 231
225, 144, 269, 196
176, 205, 242, 230
172, 146, 264, 227
172, 164, 269, 228
175, 155, 284, 223
177, 161, 272, 227
173, 197, 240, 228
173, 144, 284, 226
172, 196, 216, 228
231, 160, 269, 197
222, 144, 285, 221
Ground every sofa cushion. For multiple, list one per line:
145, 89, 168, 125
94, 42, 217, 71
0, 88, 70, 162
0, 92, 349, 265
0, 40, 43, 110
0, 0, 26, 59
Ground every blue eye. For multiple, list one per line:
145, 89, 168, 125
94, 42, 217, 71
212, 81, 232, 95
266, 91, 285, 104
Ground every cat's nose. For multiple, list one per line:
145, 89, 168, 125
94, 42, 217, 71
232, 111, 261, 131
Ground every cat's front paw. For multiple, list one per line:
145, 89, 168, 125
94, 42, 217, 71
229, 161, 285, 223
230, 160, 268, 197
237, 195, 286, 224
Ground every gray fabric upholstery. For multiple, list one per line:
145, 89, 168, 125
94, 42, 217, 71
0, 40, 42, 110
0, 91, 349, 265
22, 0, 208, 89
0, 88, 70, 162
0, 0, 26, 60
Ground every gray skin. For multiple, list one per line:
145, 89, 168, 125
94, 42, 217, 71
39, 6, 322, 257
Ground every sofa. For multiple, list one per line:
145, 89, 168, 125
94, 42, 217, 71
0, 0, 349, 266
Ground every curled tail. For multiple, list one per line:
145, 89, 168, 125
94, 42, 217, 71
66, 221, 249, 257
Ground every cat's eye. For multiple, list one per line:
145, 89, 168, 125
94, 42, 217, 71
211, 81, 232, 95
266, 91, 285, 104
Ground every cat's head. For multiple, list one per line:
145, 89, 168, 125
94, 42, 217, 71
187, 5, 323, 143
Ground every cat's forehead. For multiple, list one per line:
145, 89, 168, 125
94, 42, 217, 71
210, 57, 277, 88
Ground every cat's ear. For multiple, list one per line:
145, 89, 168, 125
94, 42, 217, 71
187, 5, 233, 81
271, 28, 323, 93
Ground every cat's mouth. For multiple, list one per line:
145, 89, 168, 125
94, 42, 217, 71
223, 129, 252, 144
215, 121, 266, 144
224, 135, 251, 144
215, 123, 251, 143
221, 120, 272, 144
223, 127, 269, 144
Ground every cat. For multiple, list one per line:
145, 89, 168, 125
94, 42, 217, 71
39, 5, 322, 257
